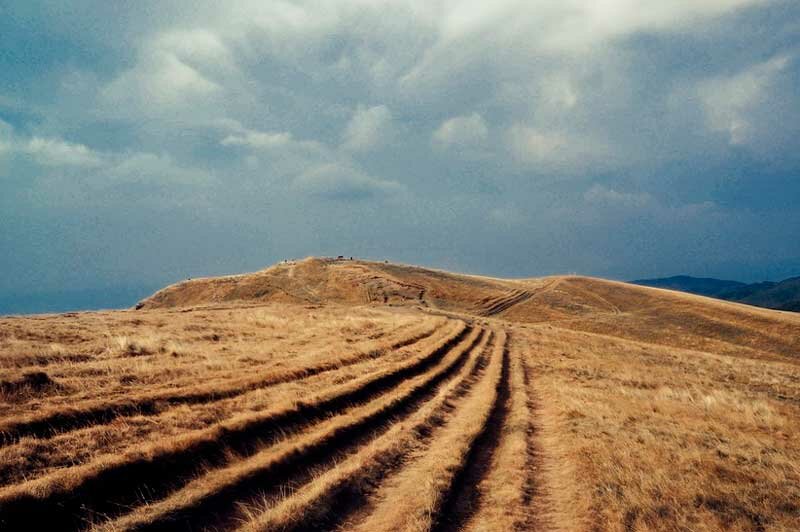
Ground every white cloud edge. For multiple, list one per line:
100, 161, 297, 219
341, 104, 393, 152
432, 113, 488, 147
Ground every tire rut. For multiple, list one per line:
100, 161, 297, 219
481, 291, 534, 317
0, 324, 471, 531
270, 332, 496, 532
0, 323, 445, 446
433, 333, 511, 532
102, 329, 490, 532
343, 329, 507, 532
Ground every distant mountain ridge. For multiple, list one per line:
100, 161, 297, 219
631, 275, 800, 312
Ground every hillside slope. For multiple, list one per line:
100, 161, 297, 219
137, 257, 546, 315
140, 258, 800, 360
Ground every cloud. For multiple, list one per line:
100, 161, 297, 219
539, 75, 579, 109
2, 0, 800, 300
99, 29, 234, 120
103, 51, 221, 108
506, 124, 618, 173
221, 130, 294, 150
0, 119, 13, 156
584, 184, 652, 208
506, 125, 565, 162
696, 54, 791, 145
154, 29, 231, 65
0, 117, 213, 200
538, 0, 770, 52
105, 152, 214, 186
293, 163, 403, 200
341, 104, 393, 151
0, 124, 102, 168
582, 184, 720, 223
433, 113, 488, 147
220, 124, 402, 202
487, 205, 527, 227
24, 137, 103, 167
399, 0, 768, 90
219, 125, 334, 180
0, 118, 13, 136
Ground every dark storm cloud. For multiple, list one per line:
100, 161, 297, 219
1, 0, 799, 313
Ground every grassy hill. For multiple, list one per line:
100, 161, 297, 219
1, 258, 798, 531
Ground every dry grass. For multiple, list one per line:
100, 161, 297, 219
0, 319, 464, 528
1, 258, 799, 531
0, 306, 436, 436
517, 323, 800, 531
99, 328, 486, 532
236, 329, 493, 532
0, 317, 447, 488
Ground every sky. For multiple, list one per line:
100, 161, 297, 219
1, 1, 799, 314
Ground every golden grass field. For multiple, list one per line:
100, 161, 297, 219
1, 257, 798, 531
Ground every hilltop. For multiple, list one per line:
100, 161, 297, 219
139, 257, 800, 360
1, 258, 798, 531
